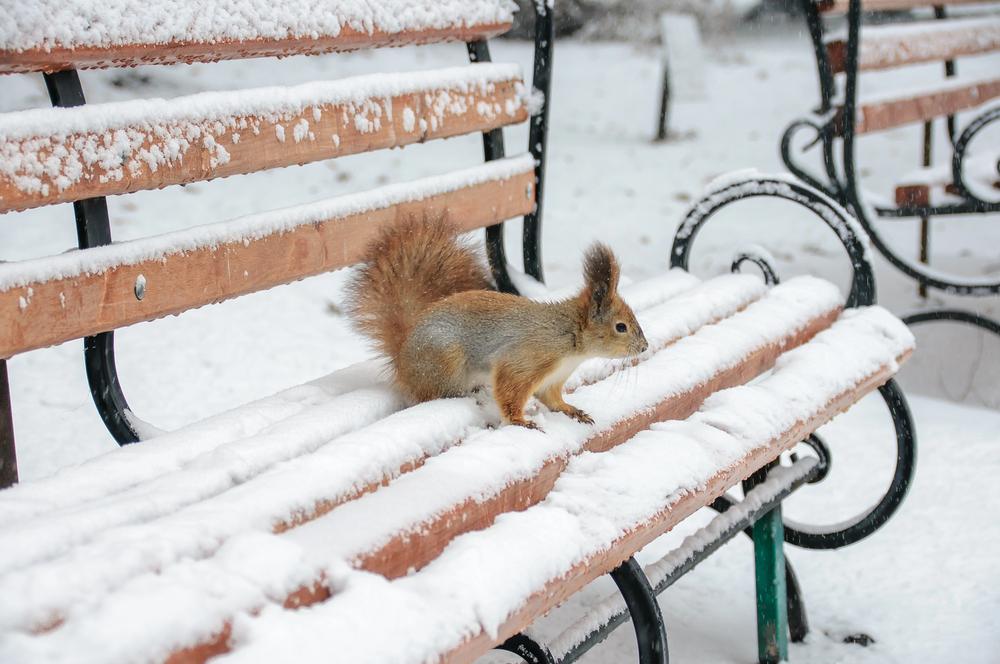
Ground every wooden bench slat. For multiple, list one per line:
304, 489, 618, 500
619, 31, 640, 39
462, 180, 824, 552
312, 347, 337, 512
207, 308, 914, 664
0, 64, 528, 213
820, 0, 997, 13
826, 17, 1000, 73
855, 76, 1000, 133
0, 1, 515, 74
0, 155, 535, 360
0, 274, 762, 633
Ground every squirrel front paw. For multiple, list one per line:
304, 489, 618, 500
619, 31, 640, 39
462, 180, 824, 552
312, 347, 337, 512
562, 406, 594, 425
552, 403, 594, 424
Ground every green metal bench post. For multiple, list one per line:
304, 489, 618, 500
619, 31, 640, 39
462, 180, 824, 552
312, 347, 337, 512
753, 463, 789, 663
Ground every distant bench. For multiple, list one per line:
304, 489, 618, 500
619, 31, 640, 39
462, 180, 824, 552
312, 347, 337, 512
0, 2, 917, 663
784, 0, 1000, 301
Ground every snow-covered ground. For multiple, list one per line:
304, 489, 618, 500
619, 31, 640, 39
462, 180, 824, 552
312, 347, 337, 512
1, 21, 998, 664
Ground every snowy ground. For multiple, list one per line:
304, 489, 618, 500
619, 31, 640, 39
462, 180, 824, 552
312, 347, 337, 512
1, 20, 998, 664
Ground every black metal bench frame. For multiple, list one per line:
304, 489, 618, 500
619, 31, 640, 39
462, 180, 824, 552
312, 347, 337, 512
0, 5, 918, 663
782, 0, 1000, 336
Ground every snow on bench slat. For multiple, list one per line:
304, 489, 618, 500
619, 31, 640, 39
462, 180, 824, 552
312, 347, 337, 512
0, 0, 517, 74
0, 271, 738, 634
206, 307, 914, 664
279, 277, 841, 576
0, 274, 729, 633
0, 64, 527, 213
0, 154, 536, 360
546, 457, 820, 661
0, 361, 385, 527
855, 74, 1000, 133
0, 275, 839, 664
827, 16, 1000, 72
0, 269, 698, 528
0, 530, 329, 664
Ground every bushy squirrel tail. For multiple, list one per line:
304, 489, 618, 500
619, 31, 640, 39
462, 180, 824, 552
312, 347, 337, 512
346, 216, 492, 371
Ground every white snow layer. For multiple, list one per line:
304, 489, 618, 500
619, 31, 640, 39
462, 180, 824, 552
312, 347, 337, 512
0, 153, 534, 292
0, 269, 722, 635
279, 276, 843, 566
209, 306, 913, 664
0, 0, 518, 53
0, 294, 913, 664
0, 63, 526, 204
546, 456, 819, 660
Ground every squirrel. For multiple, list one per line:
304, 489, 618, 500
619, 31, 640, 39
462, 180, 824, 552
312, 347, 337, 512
346, 217, 649, 429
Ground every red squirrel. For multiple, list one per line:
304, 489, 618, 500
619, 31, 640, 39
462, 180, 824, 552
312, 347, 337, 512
347, 218, 648, 429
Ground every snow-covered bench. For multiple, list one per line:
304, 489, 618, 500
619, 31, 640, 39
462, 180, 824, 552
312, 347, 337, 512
1, 2, 918, 663
785, 0, 1000, 299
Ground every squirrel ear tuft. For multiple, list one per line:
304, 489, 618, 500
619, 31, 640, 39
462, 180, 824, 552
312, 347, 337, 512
583, 243, 620, 320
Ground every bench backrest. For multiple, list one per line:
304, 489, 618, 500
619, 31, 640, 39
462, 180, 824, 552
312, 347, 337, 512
811, 0, 1000, 133
0, 2, 514, 74
0, 3, 548, 359
819, 0, 998, 13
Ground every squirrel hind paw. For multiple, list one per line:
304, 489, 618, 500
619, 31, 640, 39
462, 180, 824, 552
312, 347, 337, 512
509, 418, 543, 432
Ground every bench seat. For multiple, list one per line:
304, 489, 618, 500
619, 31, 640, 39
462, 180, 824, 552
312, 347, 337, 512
238, 307, 910, 664
0, 271, 914, 664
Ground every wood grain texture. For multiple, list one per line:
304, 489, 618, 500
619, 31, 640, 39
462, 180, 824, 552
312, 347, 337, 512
0, 78, 527, 213
827, 19, 1000, 73
444, 350, 911, 664
0, 169, 535, 359
0, 23, 512, 74
820, 0, 995, 13
855, 78, 1000, 133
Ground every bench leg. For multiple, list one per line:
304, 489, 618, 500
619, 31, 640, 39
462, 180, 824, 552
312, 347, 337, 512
753, 498, 789, 663
918, 119, 932, 299
0, 360, 17, 489
611, 557, 668, 664
655, 64, 671, 142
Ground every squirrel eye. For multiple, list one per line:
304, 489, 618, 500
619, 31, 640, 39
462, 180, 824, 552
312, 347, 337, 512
615, 322, 627, 333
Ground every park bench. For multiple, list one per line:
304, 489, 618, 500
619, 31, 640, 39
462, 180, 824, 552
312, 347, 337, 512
784, 0, 1000, 308
0, 2, 918, 662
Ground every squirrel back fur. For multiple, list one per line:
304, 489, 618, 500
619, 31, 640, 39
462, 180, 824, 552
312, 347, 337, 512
346, 217, 492, 375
